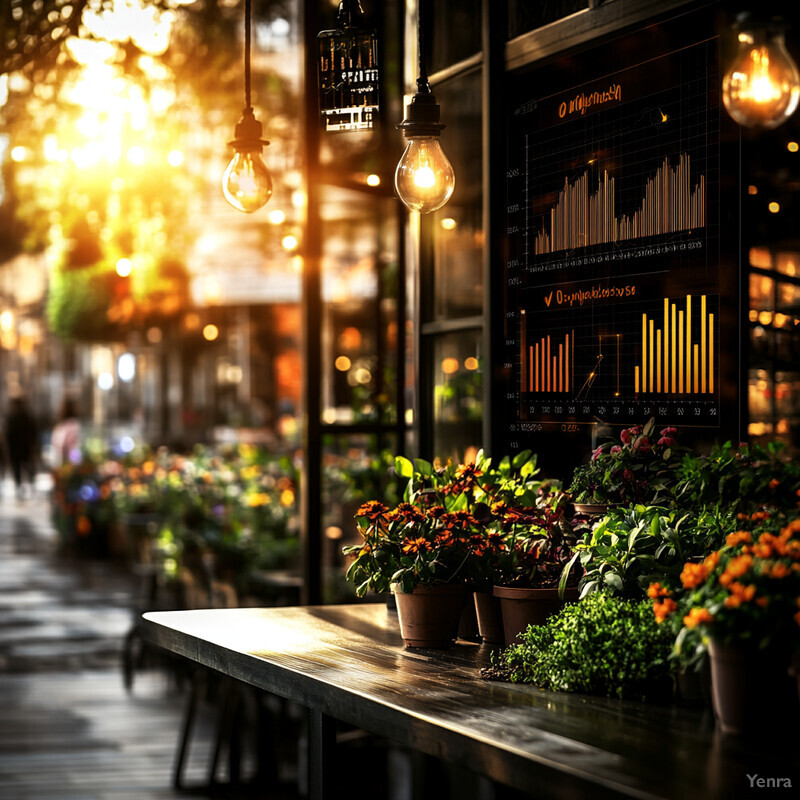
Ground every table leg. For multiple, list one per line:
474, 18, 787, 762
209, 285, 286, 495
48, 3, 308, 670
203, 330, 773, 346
308, 709, 336, 800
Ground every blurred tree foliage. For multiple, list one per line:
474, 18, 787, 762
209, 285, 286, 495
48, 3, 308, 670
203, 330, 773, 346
1, 0, 296, 339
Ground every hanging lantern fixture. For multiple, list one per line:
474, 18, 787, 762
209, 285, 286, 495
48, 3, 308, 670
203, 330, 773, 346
317, 1, 380, 133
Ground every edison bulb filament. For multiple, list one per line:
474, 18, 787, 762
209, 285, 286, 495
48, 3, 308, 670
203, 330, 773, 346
395, 136, 455, 214
222, 149, 273, 213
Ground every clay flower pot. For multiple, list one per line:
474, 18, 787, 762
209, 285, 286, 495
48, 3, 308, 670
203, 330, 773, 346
473, 590, 505, 645
708, 640, 798, 736
493, 585, 579, 646
393, 584, 470, 648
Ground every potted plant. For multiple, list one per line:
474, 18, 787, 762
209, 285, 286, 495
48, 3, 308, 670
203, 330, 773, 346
568, 419, 684, 513
392, 449, 553, 645
484, 592, 675, 702
490, 500, 580, 645
343, 500, 480, 647
652, 515, 800, 735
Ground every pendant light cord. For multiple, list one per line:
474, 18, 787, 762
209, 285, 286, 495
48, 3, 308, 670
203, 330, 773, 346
245, 0, 252, 110
416, 0, 429, 94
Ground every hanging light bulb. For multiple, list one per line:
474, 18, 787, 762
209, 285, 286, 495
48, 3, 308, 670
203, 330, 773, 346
223, 108, 273, 213
394, 1, 455, 214
722, 13, 800, 129
395, 118, 455, 213
222, 0, 273, 213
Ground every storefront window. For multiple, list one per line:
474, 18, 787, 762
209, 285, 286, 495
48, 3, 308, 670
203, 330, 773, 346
431, 70, 483, 321
320, 189, 398, 425
432, 330, 482, 461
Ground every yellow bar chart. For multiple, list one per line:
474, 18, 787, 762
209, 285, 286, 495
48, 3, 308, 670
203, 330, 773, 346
636, 293, 715, 396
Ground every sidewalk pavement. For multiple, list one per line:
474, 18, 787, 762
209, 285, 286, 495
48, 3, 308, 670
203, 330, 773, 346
0, 473, 242, 799
0, 473, 134, 673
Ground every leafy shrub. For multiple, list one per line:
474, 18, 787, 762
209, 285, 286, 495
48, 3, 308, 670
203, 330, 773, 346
676, 440, 800, 515
561, 504, 733, 599
492, 592, 675, 701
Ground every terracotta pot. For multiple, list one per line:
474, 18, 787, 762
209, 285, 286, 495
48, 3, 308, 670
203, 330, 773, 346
708, 640, 798, 736
393, 584, 470, 648
493, 585, 579, 646
473, 591, 505, 644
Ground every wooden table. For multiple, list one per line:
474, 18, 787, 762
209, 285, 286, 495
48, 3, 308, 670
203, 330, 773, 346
141, 604, 799, 799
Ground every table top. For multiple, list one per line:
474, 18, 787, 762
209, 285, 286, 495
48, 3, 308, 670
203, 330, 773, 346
142, 603, 799, 800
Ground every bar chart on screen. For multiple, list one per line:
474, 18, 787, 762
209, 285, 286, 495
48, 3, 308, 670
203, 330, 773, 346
515, 290, 720, 426
502, 36, 722, 431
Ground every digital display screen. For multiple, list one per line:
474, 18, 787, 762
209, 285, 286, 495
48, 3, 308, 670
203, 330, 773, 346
501, 35, 732, 443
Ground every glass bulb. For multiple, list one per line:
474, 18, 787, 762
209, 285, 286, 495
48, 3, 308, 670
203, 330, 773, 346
722, 28, 800, 129
222, 149, 273, 213
394, 136, 455, 214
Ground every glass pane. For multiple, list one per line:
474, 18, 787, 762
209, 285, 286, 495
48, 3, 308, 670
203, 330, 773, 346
431, 0, 481, 73
749, 273, 774, 312
431, 70, 483, 320
320, 189, 398, 425
322, 433, 399, 603
776, 280, 800, 315
750, 324, 772, 362
775, 251, 800, 277
775, 371, 800, 419
748, 368, 772, 420
432, 330, 482, 461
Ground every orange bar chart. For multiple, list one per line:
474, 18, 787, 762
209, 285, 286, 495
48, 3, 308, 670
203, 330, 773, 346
639, 294, 715, 395
534, 154, 706, 255
527, 331, 574, 394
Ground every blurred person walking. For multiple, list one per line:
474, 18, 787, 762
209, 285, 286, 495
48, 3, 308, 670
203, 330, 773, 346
51, 398, 82, 467
4, 396, 38, 500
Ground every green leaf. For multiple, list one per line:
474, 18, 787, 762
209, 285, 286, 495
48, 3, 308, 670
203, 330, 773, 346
559, 552, 580, 597
643, 418, 655, 437
450, 492, 468, 511
512, 449, 532, 468
413, 458, 433, 477
603, 572, 624, 591
395, 456, 414, 479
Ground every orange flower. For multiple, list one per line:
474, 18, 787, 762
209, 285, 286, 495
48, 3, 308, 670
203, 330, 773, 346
681, 561, 710, 589
653, 598, 677, 623
401, 537, 430, 555
726, 531, 751, 548
728, 582, 756, 601
703, 550, 720, 571
756, 596, 769, 608
770, 562, 790, 580
683, 607, 713, 628
357, 501, 390, 524
719, 554, 753, 587
769, 478, 780, 489
647, 582, 670, 599
795, 610, 800, 627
